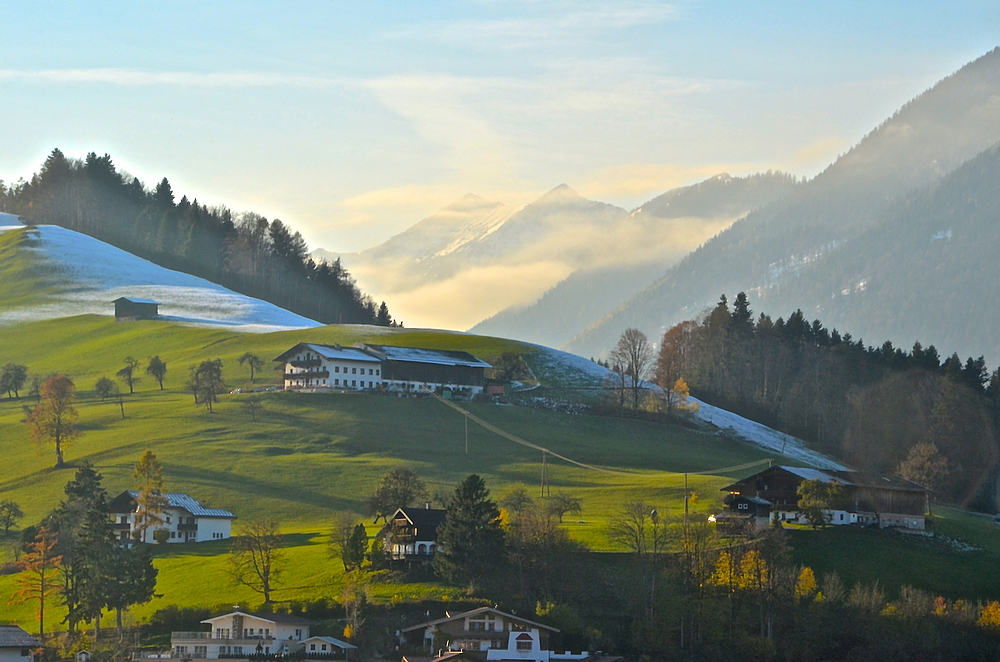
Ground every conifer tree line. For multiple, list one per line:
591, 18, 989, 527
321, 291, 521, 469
656, 293, 1000, 508
0, 149, 396, 326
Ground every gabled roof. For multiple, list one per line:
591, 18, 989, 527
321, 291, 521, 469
0, 625, 41, 648
203, 610, 315, 626
392, 506, 447, 528
112, 297, 160, 305
272, 342, 380, 364
400, 606, 559, 634
722, 466, 929, 494
360, 344, 491, 369
110, 490, 236, 518
302, 636, 356, 650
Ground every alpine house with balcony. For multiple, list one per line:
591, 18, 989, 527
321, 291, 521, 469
171, 608, 315, 659
274, 343, 382, 390
108, 490, 236, 545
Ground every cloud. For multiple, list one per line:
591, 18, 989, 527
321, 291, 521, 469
791, 137, 847, 169
371, 261, 575, 331
387, 1, 677, 47
576, 162, 758, 203
0, 68, 348, 88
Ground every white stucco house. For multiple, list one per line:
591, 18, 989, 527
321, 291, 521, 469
109, 490, 236, 545
171, 609, 315, 659
0, 626, 40, 662
274, 343, 383, 390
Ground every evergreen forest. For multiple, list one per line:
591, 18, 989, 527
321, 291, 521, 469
0, 149, 395, 326
657, 293, 1000, 509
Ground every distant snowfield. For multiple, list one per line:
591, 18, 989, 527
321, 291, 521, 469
0, 221, 322, 333
533, 344, 848, 470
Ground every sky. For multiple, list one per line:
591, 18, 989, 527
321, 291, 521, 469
1, 1, 998, 253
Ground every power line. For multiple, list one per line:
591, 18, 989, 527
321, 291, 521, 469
423, 389, 773, 479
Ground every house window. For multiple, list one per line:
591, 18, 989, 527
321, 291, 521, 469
517, 641, 532, 651
295, 629, 302, 639
335, 379, 340, 385
352, 380, 356, 386
368, 369, 373, 375
166, 516, 172, 523
265, 629, 270, 637
310, 645, 316, 651
335, 366, 339, 373
352, 367, 357, 374
376, 369, 380, 376
195, 646, 207, 657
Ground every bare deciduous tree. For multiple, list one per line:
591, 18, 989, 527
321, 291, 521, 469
609, 328, 653, 410
229, 518, 284, 604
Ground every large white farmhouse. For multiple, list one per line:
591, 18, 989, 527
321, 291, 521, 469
108, 490, 236, 545
171, 609, 319, 660
273, 342, 491, 397
274, 343, 382, 390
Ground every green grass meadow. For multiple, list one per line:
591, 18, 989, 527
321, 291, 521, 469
1, 313, 999, 631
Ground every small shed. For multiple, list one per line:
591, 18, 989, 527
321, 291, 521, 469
113, 297, 160, 321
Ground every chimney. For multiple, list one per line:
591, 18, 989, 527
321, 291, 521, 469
425, 502, 431, 509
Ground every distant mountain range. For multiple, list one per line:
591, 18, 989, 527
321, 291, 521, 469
314, 173, 797, 333
315, 47, 1000, 366
565, 46, 1000, 361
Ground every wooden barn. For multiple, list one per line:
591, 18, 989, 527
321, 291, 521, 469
359, 344, 491, 396
721, 465, 930, 530
113, 297, 160, 321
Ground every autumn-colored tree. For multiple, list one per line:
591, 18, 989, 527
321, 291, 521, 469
9, 527, 62, 637
796, 479, 844, 528
132, 450, 168, 543
897, 442, 949, 493
26, 375, 81, 467
795, 566, 818, 601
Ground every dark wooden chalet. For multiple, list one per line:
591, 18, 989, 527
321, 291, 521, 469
721, 465, 930, 529
113, 297, 160, 320
382, 506, 448, 562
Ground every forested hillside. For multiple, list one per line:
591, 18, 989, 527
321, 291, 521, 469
657, 293, 1000, 509
0, 150, 394, 326
568, 47, 1000, 360
757, 141, 1000, 361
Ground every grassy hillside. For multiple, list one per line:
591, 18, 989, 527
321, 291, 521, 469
0, 314, 773, 625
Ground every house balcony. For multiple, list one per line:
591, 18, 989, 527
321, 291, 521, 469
290, 359, 322, 369
177, 522, 198, 531
171, 633, 277, 644
113, 522, 131, 531
284, 370, 330, 381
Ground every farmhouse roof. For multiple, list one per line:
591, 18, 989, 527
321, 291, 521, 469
112, 297, 161, 305
110, 490, 236, 518
272, 342, 381, 364
360, 344, 491, 369
0, 625, 41, 648
722, 466, 929, 494
399, 606, 559, 634
203, 610, 315, 626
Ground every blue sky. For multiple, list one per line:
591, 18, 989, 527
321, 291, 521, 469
1, 1, 998, 252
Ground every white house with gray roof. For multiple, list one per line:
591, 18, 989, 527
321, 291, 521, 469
0, 625, 40, 662
108, 490, 236, 545
273, 342, 492, 397
274, 342, 383, 390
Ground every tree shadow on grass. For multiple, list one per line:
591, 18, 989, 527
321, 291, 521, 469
167, 462, 356, 513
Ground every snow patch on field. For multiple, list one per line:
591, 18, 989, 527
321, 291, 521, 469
0, 224, 322, 333
531, 344, 847, 470
690, 398, 849, 470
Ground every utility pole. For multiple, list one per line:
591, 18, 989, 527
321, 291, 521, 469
540, 451, 550, 498
464, 413, 469, 455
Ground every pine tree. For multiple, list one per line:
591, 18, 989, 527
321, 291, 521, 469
433, 475, 505, 591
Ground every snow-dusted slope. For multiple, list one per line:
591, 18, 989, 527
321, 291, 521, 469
0, 222, 322, 333
529, 345, 847, 470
